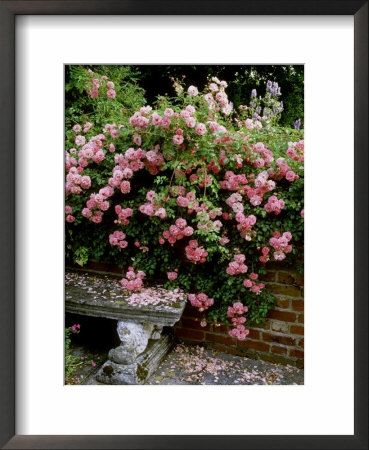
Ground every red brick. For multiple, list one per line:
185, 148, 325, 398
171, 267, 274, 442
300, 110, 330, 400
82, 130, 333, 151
268, 284, 301, 297
206, 333, 236, 346
237, 339, 270, 352
262, 332, 295, 346
86, 260, 122, 274
275, 297, 290, 309
182, 305, 203, 319
277, 271, 304, 287
264, 262, 284, 271
291, 300, 304, 312
175, 328, 204, 341
181, 318, 210, 331
270, 321, 288, 333
267, 310, 297, 323
290, 325, 304, 335
212, 324, 229, 334
253, 321, 270, 330
277, 272, 295, 285
289, 349, 304, 359
260, 271, 276, 282
271, 345, 287, 355
247, 329, 260, 340
298, 338, 304, 348
298, 314, 304, 324
294, 273, 304, 287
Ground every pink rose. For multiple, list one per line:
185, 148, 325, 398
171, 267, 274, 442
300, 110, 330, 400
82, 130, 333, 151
195, 123, 206, 136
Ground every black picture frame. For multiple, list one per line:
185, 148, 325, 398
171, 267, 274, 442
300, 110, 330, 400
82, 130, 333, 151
0, 1, 367, 449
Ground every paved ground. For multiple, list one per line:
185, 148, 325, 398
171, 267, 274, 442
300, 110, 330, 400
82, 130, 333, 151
67, 342, 304, 385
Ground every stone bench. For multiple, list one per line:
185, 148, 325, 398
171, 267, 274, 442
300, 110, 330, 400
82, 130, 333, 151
65, 270, 186, 384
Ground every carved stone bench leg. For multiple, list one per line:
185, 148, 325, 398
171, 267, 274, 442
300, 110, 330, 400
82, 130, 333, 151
96, 321, 172, 385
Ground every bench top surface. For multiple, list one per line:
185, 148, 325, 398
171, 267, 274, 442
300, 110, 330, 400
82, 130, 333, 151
65, 270, 187, 326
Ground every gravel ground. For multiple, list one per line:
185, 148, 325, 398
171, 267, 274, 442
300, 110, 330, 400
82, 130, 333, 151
67, 342, 303, 385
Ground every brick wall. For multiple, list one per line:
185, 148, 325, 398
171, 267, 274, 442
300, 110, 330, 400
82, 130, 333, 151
174, 267, 304, 368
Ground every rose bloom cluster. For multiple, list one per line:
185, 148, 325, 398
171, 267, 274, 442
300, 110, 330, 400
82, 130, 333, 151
189, 167, 212, 188
160, 218, 194, 245
245, 118, 263, 131
114, 205, 133, 225
250, 142, 274, 168
244, 170, 276, 207
65, 167, 91, 195
139, 190, 167, 219
235, 213, 257, 241
121, 267, 146, 292
206, 157, 222, 175
103, 123, 122, 140
269, 231, 293, 261
86, 75, 101, 99
82, 186, 114, 223
227, 302, 249, 340
286, 139, 304, 162
109, 231, 128, 249
76, 133, 107, 168
220, 170, 248, 191
145, 146, 165, 175
187, 292, 214, 312
172, 187, 198, 211
259, 246, 270, 263
208, 120, 227, 136
167, 268, 178, 280
226, 254, 248, 275
204, 77, 233, 116
65, 151, 77, 171
219, 234, 230, 245
108, 149, 147, 194
226, 192, 245, 214
65, 205, 75, 223
269, 157, 299, 183
179, 104, 197, 129
243, 272, 265, 295
73, 122, 93, 134
264, 195, 285, 215
86, 72, 116, 99
185, 239, 208, 263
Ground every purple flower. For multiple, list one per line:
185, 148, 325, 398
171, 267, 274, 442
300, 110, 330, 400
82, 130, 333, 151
294, 119, 302, 130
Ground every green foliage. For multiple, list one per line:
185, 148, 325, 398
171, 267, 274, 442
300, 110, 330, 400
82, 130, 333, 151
65, 66, 304, 328
65, 65, 146, 131
65, 326, 81, 382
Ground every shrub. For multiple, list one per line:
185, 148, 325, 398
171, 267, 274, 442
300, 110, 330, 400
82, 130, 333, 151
65, 66, 304, 333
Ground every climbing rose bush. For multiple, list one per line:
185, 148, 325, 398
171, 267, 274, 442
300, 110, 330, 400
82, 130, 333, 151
65, 67, 304, 331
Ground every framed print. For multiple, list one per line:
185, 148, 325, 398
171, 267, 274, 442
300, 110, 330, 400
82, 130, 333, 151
1, 1, 368, 449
